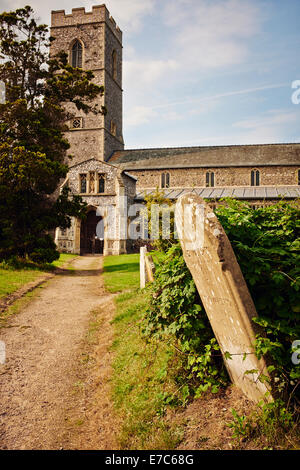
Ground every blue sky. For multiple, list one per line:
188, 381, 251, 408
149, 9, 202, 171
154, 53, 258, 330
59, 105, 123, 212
1, 0, 300, 149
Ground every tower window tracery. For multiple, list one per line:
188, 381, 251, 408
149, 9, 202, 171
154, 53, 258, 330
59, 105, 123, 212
72, 40, 83, 68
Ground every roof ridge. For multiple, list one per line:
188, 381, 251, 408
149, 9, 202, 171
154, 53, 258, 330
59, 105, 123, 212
117, 142, 300, 153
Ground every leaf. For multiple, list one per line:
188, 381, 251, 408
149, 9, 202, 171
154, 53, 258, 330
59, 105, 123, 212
244, 369, 258, 375
224, 351, 232, 360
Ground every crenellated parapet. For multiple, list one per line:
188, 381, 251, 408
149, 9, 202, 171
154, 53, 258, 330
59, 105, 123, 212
51, 5, 122, 42
50, 4, 124, 163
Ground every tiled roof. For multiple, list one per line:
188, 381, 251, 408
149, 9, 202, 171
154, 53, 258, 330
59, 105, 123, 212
135, 186, 300, 201
108, 143, 300, 169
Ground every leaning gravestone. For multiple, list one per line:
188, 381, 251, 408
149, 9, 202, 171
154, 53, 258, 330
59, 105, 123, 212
175, 193, 272, 403
140, 246, 147, 289
140, 246, 155, 288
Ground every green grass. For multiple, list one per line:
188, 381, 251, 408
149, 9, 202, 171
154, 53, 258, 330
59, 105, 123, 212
103, 253, 140, 292
103, 253, 183, 450
51, 253, 78, 268
0, 286, 43, 328
0, 253, 77, 299
0, 268, 45, 299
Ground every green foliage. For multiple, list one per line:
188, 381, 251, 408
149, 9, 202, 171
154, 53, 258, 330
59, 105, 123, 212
0, 252, 76, 304
27, 234, 59, 264
143, 243, 229, 397
143, 189, 176, 253
143, 198, 299, 406
102, 254, 183, 449
257, 398, 294, 433
226, 408, 253, 440
215, 199, 300, 399
227, 399, 298, 448
0, 6, 104, 262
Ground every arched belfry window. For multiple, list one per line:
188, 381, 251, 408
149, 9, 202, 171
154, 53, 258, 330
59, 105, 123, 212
112, 50, 117, 80
72, 40, 83, 68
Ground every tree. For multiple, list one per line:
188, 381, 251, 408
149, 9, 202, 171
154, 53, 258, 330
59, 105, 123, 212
0, 5, 105, 262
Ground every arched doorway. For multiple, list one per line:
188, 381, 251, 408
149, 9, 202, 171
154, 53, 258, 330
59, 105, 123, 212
80, 209, 104, 255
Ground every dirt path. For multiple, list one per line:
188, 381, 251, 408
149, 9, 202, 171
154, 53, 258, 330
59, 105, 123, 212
0, 256, 118, 450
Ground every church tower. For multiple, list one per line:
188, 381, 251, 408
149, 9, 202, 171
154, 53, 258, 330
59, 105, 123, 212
50, 5, 124, 163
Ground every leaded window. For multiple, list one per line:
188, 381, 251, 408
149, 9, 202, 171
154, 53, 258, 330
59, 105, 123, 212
161, 172, 170, 188
251, 169, 260, 186
98, 174, 105, 193
80, 174, 87, 193
206, 171, 215, 187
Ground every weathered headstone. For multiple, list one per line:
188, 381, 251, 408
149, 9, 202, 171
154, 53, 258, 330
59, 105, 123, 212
140, 246, 155, 288
140, 246, 147, 289
175, 193, 272, 403
145, 254, 155, 283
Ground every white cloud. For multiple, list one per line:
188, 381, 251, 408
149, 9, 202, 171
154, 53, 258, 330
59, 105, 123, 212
0, 0, 155, 33
233, 110, 299, 130
124, 58, 178, 91
104, 0, 155, 34
163, 0, 263, 69
125, 105, 157, 127
153, 127, 289, 148
126, 107, 300, 146
127, 82, 288, 113
124, 82, 292, 131
161, 110, 183, 121
220, 109, 300, 144
123, 0, 266, 117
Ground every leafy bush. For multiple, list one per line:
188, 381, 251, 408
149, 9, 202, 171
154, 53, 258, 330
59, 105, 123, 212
227, 399, 297, 448
215, 199, 300, 400
143, 188, 176, 253
143, 198, 299, 403
29, 234, 59, 264
142, 243, 229, 397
